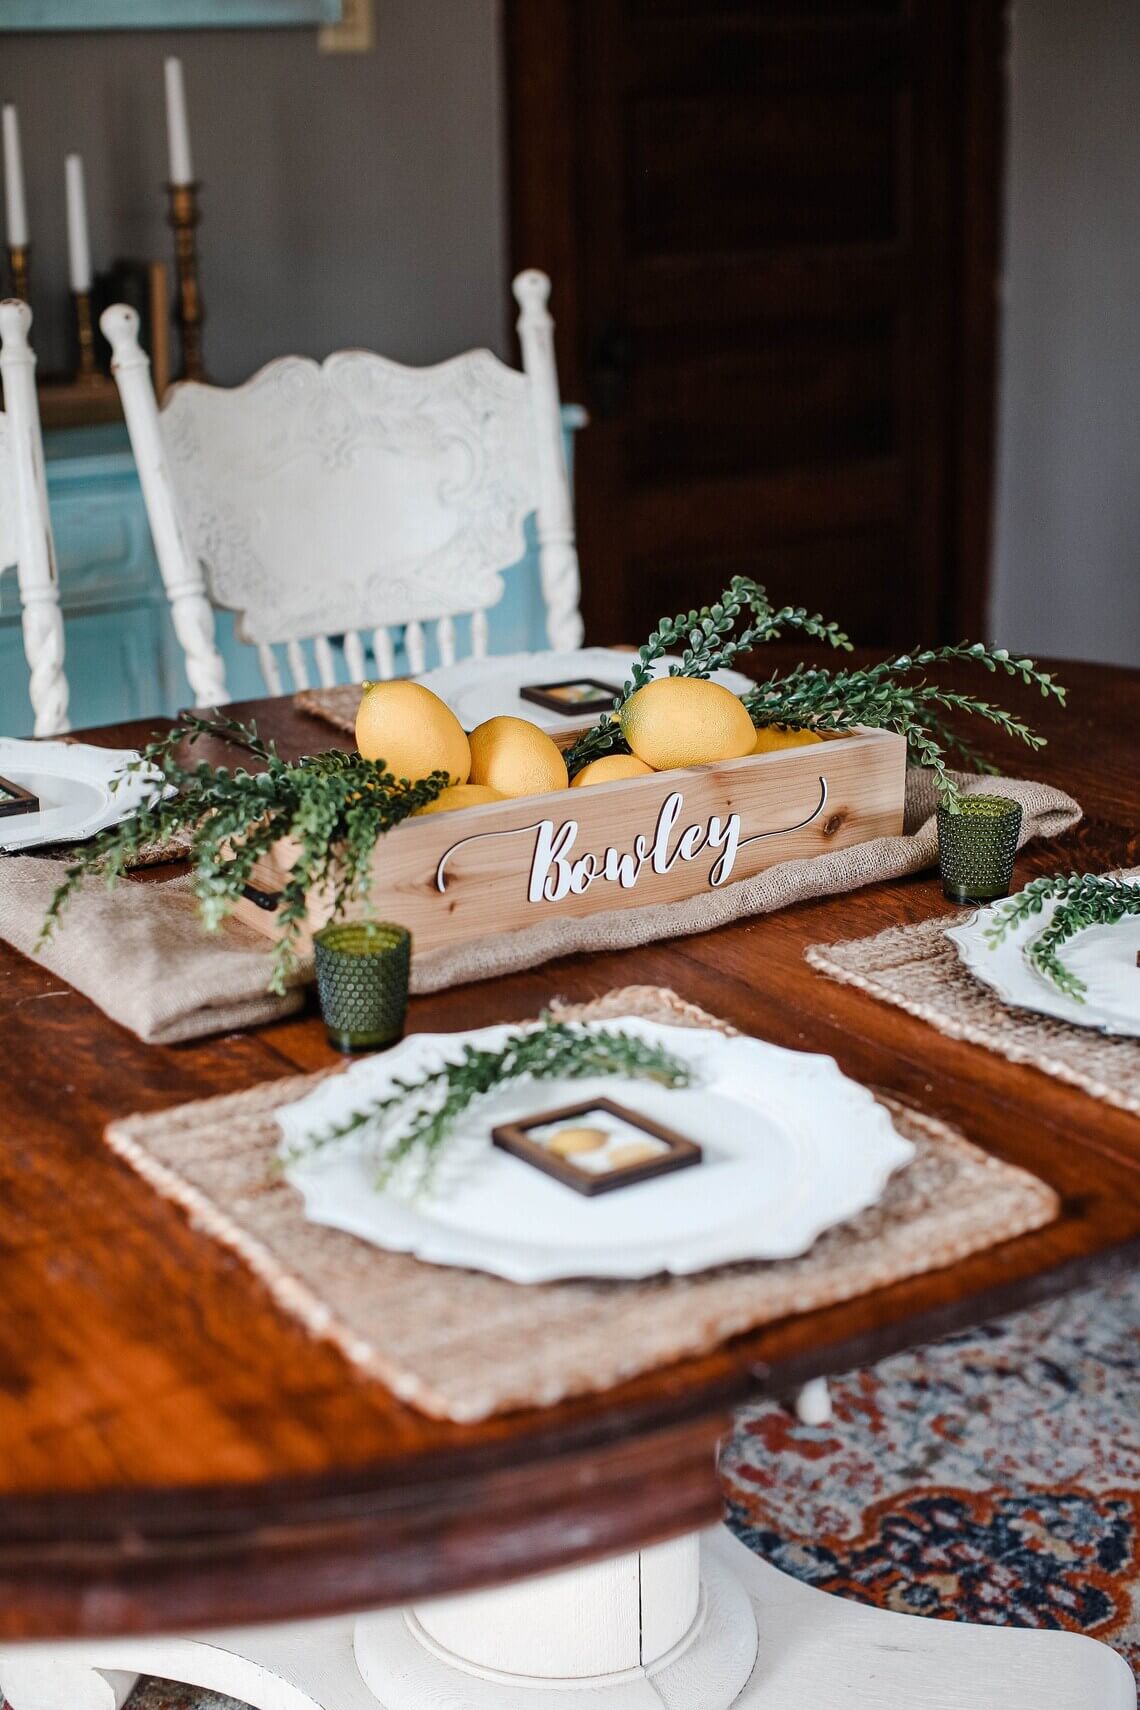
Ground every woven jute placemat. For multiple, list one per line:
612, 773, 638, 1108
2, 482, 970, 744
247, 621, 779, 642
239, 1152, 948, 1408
104, 985, 1058, 1422
807, 916, 1140, 1117
295, 682, 363, 735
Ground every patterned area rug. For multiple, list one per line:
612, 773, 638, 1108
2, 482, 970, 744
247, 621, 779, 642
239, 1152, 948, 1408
723, 1270, 1140, 1678
17, 1274, 1133, 1710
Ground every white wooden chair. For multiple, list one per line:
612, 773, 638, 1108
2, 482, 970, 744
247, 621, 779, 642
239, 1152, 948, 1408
0, 300, 69, 736
100, 271, 583, 707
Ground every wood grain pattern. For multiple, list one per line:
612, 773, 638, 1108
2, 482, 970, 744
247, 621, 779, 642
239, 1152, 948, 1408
0, 654, 1137, 1640
233, 727, 905, 955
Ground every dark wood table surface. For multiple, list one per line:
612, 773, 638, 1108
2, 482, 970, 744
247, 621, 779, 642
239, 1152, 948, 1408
2, 654, 1138, 1641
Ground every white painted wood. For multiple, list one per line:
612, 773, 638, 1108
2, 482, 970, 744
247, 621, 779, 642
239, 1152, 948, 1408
471, 605, 489, 658
2, 1528, 1129, 1710
344, 630, 368, 683
257, 643, 284, 697
369, 627, 394, 680
286, 638, 310, 691
0, 1661, 137, 1710
513, 269, 584, 651
314, 634, 337, 688
641, 1535, 702, 1666
0, 299, 70, 736
792, 1377, 833, 1425
436, 612, 457, 667
102, 278, 582, 701
412, 1548, 645, 1677
100, 304, 229, 708
404, 618, 426, 676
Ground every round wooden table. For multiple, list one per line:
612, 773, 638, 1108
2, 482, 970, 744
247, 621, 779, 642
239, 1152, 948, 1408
1, 658, 1137, 1709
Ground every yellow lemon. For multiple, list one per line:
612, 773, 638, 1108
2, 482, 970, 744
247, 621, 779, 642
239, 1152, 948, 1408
413, 783, 504, 816
570, 754, 655, 788
468, 716, 569, 798
619, 677, 755, 771
355, 680, 471, 785
751, 724, 824, 754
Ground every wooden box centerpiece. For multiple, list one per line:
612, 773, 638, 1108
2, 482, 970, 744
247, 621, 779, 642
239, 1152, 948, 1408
233, 725, 906, 957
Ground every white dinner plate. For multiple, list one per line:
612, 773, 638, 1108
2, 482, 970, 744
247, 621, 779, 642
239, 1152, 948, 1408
945, 882, 1140, 1037
277, 1016, 914, 1283
0, 739, 162, 853
415, 649, 755, 734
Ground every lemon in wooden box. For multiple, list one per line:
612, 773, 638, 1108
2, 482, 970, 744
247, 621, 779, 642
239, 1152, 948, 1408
468, 716, 569, 798
619, 677, 756, 770
752, 725, 824, 755
570, 754, 655, 788
356, 681, 471, 785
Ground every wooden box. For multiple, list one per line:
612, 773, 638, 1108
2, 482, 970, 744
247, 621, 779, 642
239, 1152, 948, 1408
234, 726, 907, 957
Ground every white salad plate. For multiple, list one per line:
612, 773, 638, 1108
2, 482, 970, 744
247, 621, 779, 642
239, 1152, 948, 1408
277, 1016, 914, 1283
946, 888, 1140, 1038
415, 648, 755, 735
0, 738, 161, 854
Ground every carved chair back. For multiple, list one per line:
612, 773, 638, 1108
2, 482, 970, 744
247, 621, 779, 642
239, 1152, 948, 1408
101, 272, 583, 706
0, 299, 69, 736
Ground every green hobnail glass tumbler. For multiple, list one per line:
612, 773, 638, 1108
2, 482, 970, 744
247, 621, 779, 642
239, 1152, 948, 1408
936, 795, 1023, 906
313, 920, 411, 1054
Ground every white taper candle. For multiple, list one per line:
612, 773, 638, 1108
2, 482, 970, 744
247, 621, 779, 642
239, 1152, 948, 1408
164, 56, 194, 185
2, 104, 29, 248
64, 152, 92, 293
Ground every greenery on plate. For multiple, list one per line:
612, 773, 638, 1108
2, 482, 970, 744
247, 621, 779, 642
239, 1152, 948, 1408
562, 577, 1064, 806
983, 872, 1140, 1001
283, 1015, 693, 1193
38, 713, 449, 994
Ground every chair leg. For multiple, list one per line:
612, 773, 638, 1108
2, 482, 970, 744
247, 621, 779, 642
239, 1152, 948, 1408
793, 1376, 833, 1426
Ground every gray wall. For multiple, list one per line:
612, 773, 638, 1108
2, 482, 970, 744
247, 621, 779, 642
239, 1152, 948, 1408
992, 0, 1140, 666
0, 0, 509, 380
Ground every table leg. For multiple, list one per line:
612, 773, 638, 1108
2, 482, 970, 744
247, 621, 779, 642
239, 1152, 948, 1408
1, 1527, 1133, 1710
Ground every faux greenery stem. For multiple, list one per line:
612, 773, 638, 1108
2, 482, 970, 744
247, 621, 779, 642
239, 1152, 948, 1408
984, 873, 1140, 1001
37, 713, 449, 995
562, 591, 1064, 810
285, 1016, 693, 1193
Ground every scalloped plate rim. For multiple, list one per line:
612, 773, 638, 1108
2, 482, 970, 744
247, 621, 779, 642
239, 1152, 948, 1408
278, 1016, 915, 1282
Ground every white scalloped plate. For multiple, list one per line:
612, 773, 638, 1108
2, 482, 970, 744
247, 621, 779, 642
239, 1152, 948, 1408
0, 739, 162, 853
276, 1016, 914, 1283
946, 893, 1140, 1038
415, 649, 755, 735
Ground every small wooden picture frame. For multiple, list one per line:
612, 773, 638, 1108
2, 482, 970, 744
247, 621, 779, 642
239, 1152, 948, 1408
0, 774, 40, 819
492, 1097, 702, 1196
519, 678, 622, 716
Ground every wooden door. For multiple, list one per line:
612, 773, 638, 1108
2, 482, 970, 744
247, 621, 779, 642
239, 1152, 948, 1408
505, 1, 1004, 648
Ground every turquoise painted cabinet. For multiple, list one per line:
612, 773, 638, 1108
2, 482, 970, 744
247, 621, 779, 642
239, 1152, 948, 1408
0, 410, 584, 738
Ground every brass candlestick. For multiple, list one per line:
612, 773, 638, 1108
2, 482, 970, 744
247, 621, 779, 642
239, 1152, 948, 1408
166, 180, 205, 381
8, 243, 29, 303
72, 288, 102, 386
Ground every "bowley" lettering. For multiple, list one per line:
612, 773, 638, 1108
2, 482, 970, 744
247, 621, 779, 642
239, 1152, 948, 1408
526, 791, 741, 901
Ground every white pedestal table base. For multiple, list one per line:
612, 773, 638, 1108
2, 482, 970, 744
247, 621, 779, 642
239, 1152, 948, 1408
1, 1527, 1133, 1710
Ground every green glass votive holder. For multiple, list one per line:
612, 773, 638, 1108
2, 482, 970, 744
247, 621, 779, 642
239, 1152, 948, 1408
936, 795, 1023, 905
313, 921, 411, 1054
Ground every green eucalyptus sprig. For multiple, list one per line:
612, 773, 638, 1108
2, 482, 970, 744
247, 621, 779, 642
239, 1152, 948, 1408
284, 1015, 693, 1193
983, 873, 1140, 1001
562, 585, 1064, 809
565, 576, 852, 773
744, 645, 1065, 809
38, 712, 449, 995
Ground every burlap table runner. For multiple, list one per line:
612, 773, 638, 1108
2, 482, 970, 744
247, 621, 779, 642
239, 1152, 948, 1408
408, 769, 1081, 993
0, 769, 1078, 1037
104, 985, 1058, 1421
807, 905, 1140, 1118
0, 856, 306, 1044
